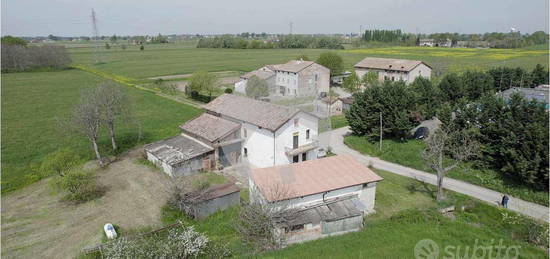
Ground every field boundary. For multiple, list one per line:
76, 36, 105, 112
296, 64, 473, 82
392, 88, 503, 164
73, 65, 204, 109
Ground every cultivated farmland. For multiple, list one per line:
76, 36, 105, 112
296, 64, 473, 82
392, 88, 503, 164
68, 43, 549, 80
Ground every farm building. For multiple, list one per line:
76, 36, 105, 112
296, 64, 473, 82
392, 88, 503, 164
144, 134, 215, 177
249, 155, 383, 244
497, 86, 549, 109
340, 97, 353, 111
181, 183, 240, 219
235, 60, 330, 98
354, 57, 431, 84
146, 94, 322, 175
315, 96, 343, 116
234, 65, 276, 95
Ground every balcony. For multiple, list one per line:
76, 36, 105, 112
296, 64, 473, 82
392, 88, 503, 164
285, 138, 319, 156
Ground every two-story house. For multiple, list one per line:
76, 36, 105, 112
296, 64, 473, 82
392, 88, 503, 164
354, 57, 432, 85
203, 94, 320, 168
235, 60, 330, 98
274, 60, 330, 98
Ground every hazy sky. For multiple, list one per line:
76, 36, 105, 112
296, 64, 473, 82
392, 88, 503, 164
2, 0, 548, 36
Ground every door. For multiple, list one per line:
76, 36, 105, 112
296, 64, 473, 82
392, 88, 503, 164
292, 155, 299, 163
302, 153, 307, 162
293, 134, 299, 149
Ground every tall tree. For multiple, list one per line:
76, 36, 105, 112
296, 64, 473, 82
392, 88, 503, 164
461, 70, 494, 100
362, 71, 380, 88
410, 77, 441, 120
93, 82, 130, 151
67, 92, 104, 166
531, 64, 549, 87
316, 52, 343, 76
422, 128, 479, 201
438, 73, 465, 102
346, 81, 416, 139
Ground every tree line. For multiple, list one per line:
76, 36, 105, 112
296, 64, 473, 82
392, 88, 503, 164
358, 29, 548, 48
197, 35, 344, 49
1, 36, 71, 72
345, 64, 549, 190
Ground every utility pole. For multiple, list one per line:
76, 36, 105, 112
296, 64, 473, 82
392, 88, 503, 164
289, 22, 293, 35
379, 112, 383, 151
91, 8, 101, 63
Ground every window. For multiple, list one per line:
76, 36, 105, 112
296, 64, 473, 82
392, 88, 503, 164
294, 118, 299, 127
302, 153, 307, 161
306, 129, 310, 139
315, 74, 318, 81
244, 148, 248, 157
290, 224, 304, 232
244, 128, 247, 138
391, 76, 395, 81
292, 155, 299, 163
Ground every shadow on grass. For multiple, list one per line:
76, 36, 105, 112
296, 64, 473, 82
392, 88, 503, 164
406, 178, 436, 199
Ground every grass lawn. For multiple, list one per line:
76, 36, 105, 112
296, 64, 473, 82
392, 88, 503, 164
153, 170, 547, 258
344, 135, 549, 206
1, 69, 202, 193
330, 115, 349, 129
68, 43, 548, 80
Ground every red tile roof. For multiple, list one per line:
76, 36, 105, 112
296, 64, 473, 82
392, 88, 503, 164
251, 155, 383, 202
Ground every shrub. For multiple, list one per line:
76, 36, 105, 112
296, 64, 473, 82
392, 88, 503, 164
54, 169, 101, 202
224, 88, 233, 94
40, 148, 81, 177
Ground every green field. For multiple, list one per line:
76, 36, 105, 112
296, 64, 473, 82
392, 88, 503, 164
1, 69, 202, 192
157, 170, 548, 258
344, 135, 549, 206
68, 43, 549, 80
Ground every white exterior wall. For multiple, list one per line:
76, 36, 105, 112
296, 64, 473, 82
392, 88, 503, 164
241, 122, 275, 168
274, 112, 319, 165
360, 182, 377, 213
408, 64, 432, 83
234, 79, 247, 94
275, 71, 299, 96
355, 64, 431, 85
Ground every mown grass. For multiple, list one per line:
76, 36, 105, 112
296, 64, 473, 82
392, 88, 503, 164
1, 69, 202, 193
68, 43, 548, 79
157, 169, 548, 258
344, 135, 549, 206
330, 115, 349, 129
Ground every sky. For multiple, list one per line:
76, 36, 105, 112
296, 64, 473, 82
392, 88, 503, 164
2, 0, 549, 37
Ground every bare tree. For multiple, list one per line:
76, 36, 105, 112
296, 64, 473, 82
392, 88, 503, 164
67, 92, 104, 166
422, 128, 479, 201
93, 81, 130, 151
234, 183, 299, 252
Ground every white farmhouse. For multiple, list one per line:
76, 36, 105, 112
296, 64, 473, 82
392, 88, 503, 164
354, 57, 432, 85
235, 60, 330, 98
203, 94, 321, 168
249, 155, 383, 244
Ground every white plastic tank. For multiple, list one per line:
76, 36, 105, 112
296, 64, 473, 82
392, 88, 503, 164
103, 223, 118, 239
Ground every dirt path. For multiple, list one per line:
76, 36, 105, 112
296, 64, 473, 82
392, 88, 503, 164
1, 150, 171, 259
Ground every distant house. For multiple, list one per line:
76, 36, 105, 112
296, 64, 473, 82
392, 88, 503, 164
340, 97, 354, 111
181, 183, 240, 219
234, 65, 276, 95
330, 71, 352, 85
354, 57, 432, 84
236, 60, 330, 98
315, 96, 343, 116
273, 60, 330, 97
498, 87, 549, 109
419, 38, 435, 47
249, 155, 383, 244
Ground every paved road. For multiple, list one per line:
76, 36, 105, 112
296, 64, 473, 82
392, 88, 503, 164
323, 127, 549, 222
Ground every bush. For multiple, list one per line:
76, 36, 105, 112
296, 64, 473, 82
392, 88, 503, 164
54, 169, 102, 202
1, 44, 71, 72
224, 88, 233, 94
40, 148, 81, 177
